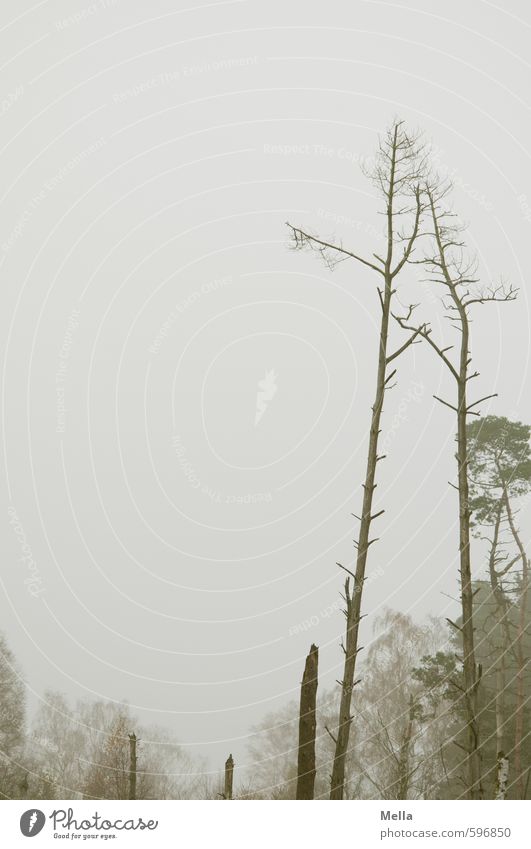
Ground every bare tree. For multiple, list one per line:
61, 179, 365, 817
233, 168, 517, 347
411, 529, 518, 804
0, 632, 26, 799
393, 184, 517, 798
83, 709, 132, 799
245, 701, 300, 799
296, 644, 319, 799
288, 120, 427, 799
29, 690, 87, 799
354, 610, 448, 800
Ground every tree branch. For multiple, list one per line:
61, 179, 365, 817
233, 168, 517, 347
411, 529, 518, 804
466, 394, 497, 413
286, 222, 384, 276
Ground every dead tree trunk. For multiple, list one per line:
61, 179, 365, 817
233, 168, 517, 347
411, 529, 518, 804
288, 121, 426, 800
296, 644, 319, 799
455, 339, 483, 800
329, 126, 426, 801
329, 275, 392, 799
397, 695, 415, 800
393, 185, 515, 798
128, 733, 137, 801
224, 754, 234, 800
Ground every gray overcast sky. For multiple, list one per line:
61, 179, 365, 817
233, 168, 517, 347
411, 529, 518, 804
1, 0, 530, 773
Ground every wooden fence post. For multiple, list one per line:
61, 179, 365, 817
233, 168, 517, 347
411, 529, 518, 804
224, 753, 234, 800
128, 733, 137, 800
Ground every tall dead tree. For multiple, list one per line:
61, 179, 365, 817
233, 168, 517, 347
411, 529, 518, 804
394, 183, 516, 799
288, 121, 427, 799
296, 644, 319, 799
128, 733, 137, 801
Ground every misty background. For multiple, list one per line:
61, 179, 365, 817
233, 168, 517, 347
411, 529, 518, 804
1, 0, 530, 778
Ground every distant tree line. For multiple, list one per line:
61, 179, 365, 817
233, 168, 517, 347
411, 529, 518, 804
0, 635, 212, 800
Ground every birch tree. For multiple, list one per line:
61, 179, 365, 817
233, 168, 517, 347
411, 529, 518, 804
287, 121, 428, 798
354, 611, 448, 800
